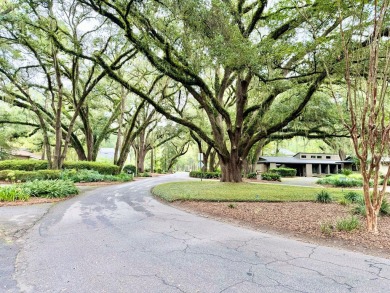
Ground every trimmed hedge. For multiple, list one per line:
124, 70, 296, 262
63, 161, 119, 175
0, 170, 61, 182
261, 172, 281, 181
0, 159, 119, 175
269, 167, 296, 177
189, 171, 221, 179
0, 160, 48, 171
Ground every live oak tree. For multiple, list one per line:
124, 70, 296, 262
78, 0, 356, 182
0, 0, 138, 168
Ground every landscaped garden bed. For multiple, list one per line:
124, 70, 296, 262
153, 181, 390, 258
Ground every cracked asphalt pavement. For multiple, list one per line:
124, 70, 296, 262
2, 172, 390, 292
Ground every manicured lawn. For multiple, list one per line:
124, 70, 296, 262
152, 181, 362, 202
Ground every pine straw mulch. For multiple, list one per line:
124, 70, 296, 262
171, 201, 390, 259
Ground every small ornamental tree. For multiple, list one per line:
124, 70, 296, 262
334, 0, 390, 233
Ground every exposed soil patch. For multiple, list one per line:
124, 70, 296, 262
172, 201, 390, 259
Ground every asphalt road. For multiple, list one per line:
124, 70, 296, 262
2, 173, 390, 292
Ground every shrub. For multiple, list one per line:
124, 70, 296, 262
317, 176, 363, 187
316, 190, 332, 203
353, 197, 390, 216
123, 165, 136, 174
336, 216, 360, 232
61, 169, 105, 183
344, 191, 361, 203
103, 173, 133, 182
189, 171, 221, 179
0, 170, 61, 182
60, 169, 133, 183
341, 168, 353, 176
63, 161, 119, 175
246, 172, 257, 179
380, 198, 390, 216
140, 172, 151, 177
0, 186, 30, 202
22, 180, 78, 198
320, 222, 334, 236
338, 198, 349, 206
269, 167, 296, 177
261, 172, 281, 181
0, 160, 48, 171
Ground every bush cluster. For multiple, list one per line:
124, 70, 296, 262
246, 172, 257, 179
269, 168, 296, 177
0, 169, 132, 183
22, 180, 79, 198
317, 176, 364, 187
261, 172, 281, 181
0, 159, 119, 175
0, 185, 30, 202
189, 171, 221, 179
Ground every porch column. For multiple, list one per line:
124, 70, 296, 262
306, 164, 312, 177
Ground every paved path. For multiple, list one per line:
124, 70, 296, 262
2, 173, 390, 292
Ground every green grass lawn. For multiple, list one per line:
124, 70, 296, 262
152, 181, 362, 202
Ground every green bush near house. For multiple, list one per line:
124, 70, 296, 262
246, 172, 257, 179
317, 174, 365, 187
261, 172, 281, 181
269, 167, 296, 177
0, 185, 30, 202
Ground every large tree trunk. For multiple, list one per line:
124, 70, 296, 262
219, 154, 243, 182
137, 148, 146, 173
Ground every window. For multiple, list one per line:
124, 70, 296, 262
326, 156, 331, 159
317, 156, 322, 159
301, 155, 306, 158
311, 155, 316, 158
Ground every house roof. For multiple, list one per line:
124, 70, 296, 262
11, 149, 41, 160
258, 156, 342, 165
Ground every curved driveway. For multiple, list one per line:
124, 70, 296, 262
9, 173, 390, 292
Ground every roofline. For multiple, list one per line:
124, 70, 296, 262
294, 152, 339, 156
